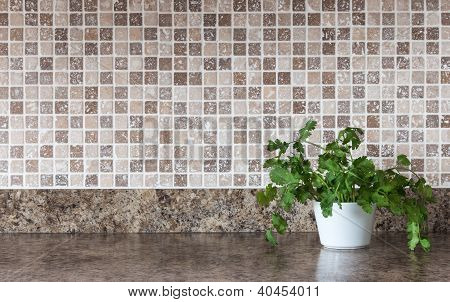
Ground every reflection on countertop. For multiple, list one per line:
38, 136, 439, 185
0, 233, 448, 281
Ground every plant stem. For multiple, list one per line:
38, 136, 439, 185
391, 166, 421, 180
304, 140, 326, 151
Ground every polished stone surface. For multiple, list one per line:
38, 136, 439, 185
0, 189, 448, 233
0, 233, 448, 282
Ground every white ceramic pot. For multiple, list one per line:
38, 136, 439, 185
313, 201, 376, 249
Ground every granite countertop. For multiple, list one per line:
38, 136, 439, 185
0, 233, 448, 282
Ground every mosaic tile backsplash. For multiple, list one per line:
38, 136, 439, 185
0, 0, 448, 188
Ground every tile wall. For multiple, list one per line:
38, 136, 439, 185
0, 0, 449, 188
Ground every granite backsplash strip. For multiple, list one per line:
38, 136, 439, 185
0, 188, 447, 232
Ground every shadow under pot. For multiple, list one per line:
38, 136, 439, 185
313, 201, 376, 250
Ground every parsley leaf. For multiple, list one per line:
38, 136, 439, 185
272, 213, 288, 235
256, 119, 433, 252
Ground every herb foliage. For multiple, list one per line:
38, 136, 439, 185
257, 120, 434, 251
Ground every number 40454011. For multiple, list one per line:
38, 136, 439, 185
257, 285, 319, 297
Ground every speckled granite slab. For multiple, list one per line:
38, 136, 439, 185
0, 189, 447, 233
1, 233, 449, 282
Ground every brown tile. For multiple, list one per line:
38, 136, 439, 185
25, 0, 37, 11
263, 28, 276, 41
293, 0, 306, 11
367, 116, 380, 128
293, 13, 306, 26
0, 43, 8, 55
426, 27, 439, 40
443, 13, 450, 25
173, 72, 187, 85
218, 14, 231, 26
263, 72, 276, 85
308, 57, 321, 70
144, 72, 158, 85
293, 43, 306, 55
441, 72, 450, 84
204, 58, 217, 70
412, 28, 424, 40
233, 72, 246, 85
40, 145, 53, 158
129, 13, 142, 26
322, 42, 335, 55
113, 0, 126, 11
382, 28, 394, 40
293, 87, 306, 99
426, 42, 439, 54
308, 13, 320, 26
322, 86, 335, 99
367, 145, 379, 157
352, 0, 364, 11
248, 43, 261, 55
382, 13, 395, 25
322, 0, 335, 11
426, 115, 439, 128
322, 72, 335, 84
160, 131, 173, 144
382, 57, 395, 69
397, 42, 409, 55
412, 13, 424, 25
278, 28, 290, 41
233, 0, 246, 12
25, 13, 38, 26
293, 101, 306, 114
234, 131, 247, 144
159, 160, 172, 173
426, 0, 439, 11
70, 13, 83, 26
411, 0, 424, 10
189, 43, 202, 56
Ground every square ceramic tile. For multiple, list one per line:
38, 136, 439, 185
0, 0, 448, 188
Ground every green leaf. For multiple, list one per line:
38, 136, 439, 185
293, 141, 305, 154
259, 120, 433, 252
280, 191, 295, 211
265, 229, 278, 246
338, 127, 363, 150
256, 184, 277, 207
266, 184, 277, 200
420, 238, 431, 252
272, 213, 288, 235
407, 221, 420, 251
269, 166, 298, 185
352, 156, 375, 175
415, 179, 434, 202
312, 174, 324, 188
325, 141, 348, 160
267, 140, 278, 151
256, 191, 268, 207
397, 154, 411, 167
267, 139, 290, 155
371, 191, 389, 207
319, 191, 335, 217
296, 189, 310, 204
298, 120, 317, 142
387, 193, 404, 215
263, 158, 282, 169
318, 156, 340, 174
408, 236, 420, 251
357, 198, 374, 214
